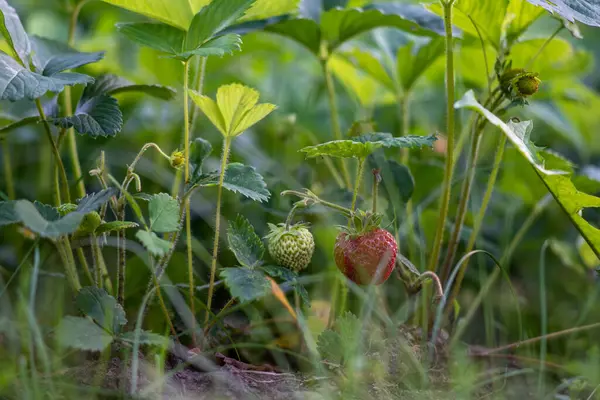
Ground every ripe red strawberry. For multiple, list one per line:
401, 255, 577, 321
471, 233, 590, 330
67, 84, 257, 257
334, 228, 397, 285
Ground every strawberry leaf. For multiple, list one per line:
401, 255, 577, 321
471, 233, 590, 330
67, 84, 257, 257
30, 36, 104, 76
95, 221, 138, 235
0, 0, 31, 66
81, 74, 176, 102
174, 34, 243, 60
148, 193, 179, 233
227, 214, 264, 268
55, 316, 114, 352
76, 287, 127, 335
220, 267, 270, 303
76, 188, 118, 214
198, 163, 270, 202
116, 22, 185, 55
136, 230, 173, 257
525, 0, 600, 27
317, 311, 361, 364
190, 137, 213, 180
51, 95, 123, 137
15, 200, 84, 238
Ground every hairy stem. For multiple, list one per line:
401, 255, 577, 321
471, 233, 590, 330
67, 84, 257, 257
205, 137, 232, 327
76, 246, 94, 286
57, 239, 81, 292
36, 99, 70, 205
400, 92, 418, 260
322, 59, 351, 188
351, 158, 365, 213
427, 0, 456, 273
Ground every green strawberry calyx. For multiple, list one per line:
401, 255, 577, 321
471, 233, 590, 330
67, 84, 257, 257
337, 209, 384, 239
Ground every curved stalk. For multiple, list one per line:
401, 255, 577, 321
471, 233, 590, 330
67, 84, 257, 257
427, 0, 456, 273
57, 239, 81, 291
204, 137, 232, 327
322, 60, 351, 188
36, 99, 70, 205
350, 158, 365, 213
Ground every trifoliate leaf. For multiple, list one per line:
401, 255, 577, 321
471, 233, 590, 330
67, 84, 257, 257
222, 163, 270, 202
184, 0, 255, 50
525, 0, 600, 27
30, 36, 104, 76
0, 0, 31, 66
353, 132, 438, 149
55, 316, 114, 352
116, 22, 185, 55
119, 331, 169, 346
80, 74, 176, 102
317, 311, 361, 364
75, 287, 127, 335
136, 230, 173, 257
51, 95, 123, 137
220, 267, 271, 303
175, 34, 242, 60
148, 193, 180, 233
76, 188, 118, 214
15, 200, 84, 238
0, 52, 93, 101
301, 140, 379, 159
227, 214, 264, 268
95, 221, 139, 235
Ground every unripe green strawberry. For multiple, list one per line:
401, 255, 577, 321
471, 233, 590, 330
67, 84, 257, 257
500, 68, 540, 98
75, 211, 102, 236
266, 223, 314, 271
515, 75, 540, 96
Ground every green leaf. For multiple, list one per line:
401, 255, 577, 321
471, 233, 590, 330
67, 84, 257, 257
15, 200, 84, 238
75, 287, 127, 334
185, 0, 255, 50
261, 265, 309, 306
0, 116, 39, 137
506, 0, 545, 40
188, 90, 226, 135
227, 214, 264, 268
265, 19, 321, 55
321, 5, 443, 52
0, 52, 93, 101
317, 311, 361, 364
220, 267, 270, 303
455, 91, 567, 176
148, 193, 180, 233
335, 47, 395, 92
222, 163, 270, 202
33, 201, 60, 221
526, 0, 600, 27
119, 331, 169, 346
387, 160, 414, 203
76, 188, 118, 214
175, 34, 243, 60
95, 221, 139, 235
396, 37, 445, 91
51, 95, 123, 137
55, 316, 114, 352
0, 0, 31, 66
116, 22, 185, 54
0, 201, 18, 226
353, 132, 438, 149
190, 137, 213, 179
30, 36, 104, 76
136, 230, 173, 257
80, 74, 176, 102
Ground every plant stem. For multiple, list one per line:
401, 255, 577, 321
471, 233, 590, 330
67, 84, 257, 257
322, 59, 351, 188
63, 0, 89, 199
76, 247, 94, 286
36, 99, 70, 205
182, 60, 198, 346
117, 203, 126, 305
399, 92, 418, 260
205, 137, 232, 327
427, 0, 456, 273
57, 239, 81, 292
372, 169, 380, 214
2, 142, 15, 199
351, 158, 365, 213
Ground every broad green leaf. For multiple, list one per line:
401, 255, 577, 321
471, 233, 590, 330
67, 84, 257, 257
526, 0, 600, 27
148, 193, 180, 233
175, 34, 242, 60
76, 188, 118, 214
75, 287, 127, 334
317, 311, 361, 364
55, 316, 113, 352
454, 91, 567, 176
116, 22, 185, 54
0, 0, 30, 66
428, 0, 507, 45
95, 221, 139, 234
336, 47, 395, 92
241, 0, 300, 21
0, 201, 18, 226
396, 37, 444, 91
265, 19, 321, 55
216, 83, 275, 136
185, 0, 255, 50
15, 200, 84, 238
190, 137, 213, 179
506, 0, 545, 40
33, 201, 60, 221
119, 331, 169, 346
354, 132, 437, 149
220, 267, 270, 303
320, 4, 444, 52
222, 163, 270, 202
227, 214, 264, 268
188, 90, 226, 135
0, 52, 93, 101
30, 36, 104, 76
136, 230, 172, 257
81, 74, 176, 102
52, 95, 123, 137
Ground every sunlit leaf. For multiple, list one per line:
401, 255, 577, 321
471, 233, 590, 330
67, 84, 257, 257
396, 37, 445, 91
506, 0, 545, 40
336, 47, 395, 92
148, 193, 180, 233
188, 90, 226, 135
220, 267, 271, 302
116, 22, 185, 54
0, 0, 31, 66
267, 277, 297, 320
55, 316, 114, 352
136, 230, 173, 257
526, 0, 600, 27
227, 214, 264, 268
75, 287, 127, 334
265, 19, 321, 55
30, 36, 104, 76
175, 34, 242, 60
216, 83, 275, 136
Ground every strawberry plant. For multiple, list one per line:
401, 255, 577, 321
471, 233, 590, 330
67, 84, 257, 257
1, 0, 600, 398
